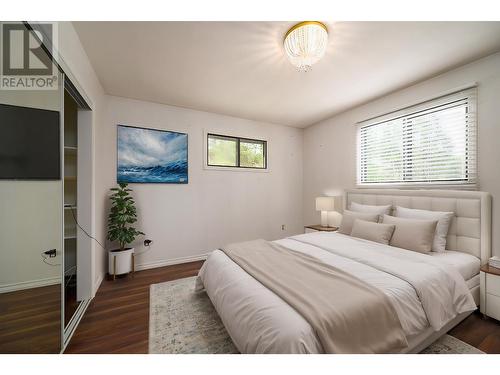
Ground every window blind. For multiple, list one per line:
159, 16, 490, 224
357, 87, 477, 186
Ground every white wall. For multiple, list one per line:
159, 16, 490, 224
95, 95, 303, 272
303, 52, 500, 256
0, 59, 64, 292
0, 181, 62, 292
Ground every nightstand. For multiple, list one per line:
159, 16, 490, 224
304, 225, 339, 234
480, 264, 500, 321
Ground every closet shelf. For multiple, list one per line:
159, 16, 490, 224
64, 220, 76, 236
64, 146, 78, 156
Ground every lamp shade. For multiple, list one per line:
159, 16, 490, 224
316, 197, 335, 211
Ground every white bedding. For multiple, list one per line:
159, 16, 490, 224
428, 250, 480, 281
197, 232, 476, 353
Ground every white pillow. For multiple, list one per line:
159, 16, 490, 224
338, 210, 380, 235
394, 206, 454, 253
350, 219, 395, 245
350, 202, 392, 222
382, 215, 438, 254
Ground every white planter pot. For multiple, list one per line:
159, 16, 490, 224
108, 248, 134, 276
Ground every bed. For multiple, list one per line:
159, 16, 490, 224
196, 189, 491, 353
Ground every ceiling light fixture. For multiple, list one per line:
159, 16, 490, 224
283, 21, 328, 72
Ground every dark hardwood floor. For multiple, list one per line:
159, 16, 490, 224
65, 261, 203, 353
65, 260, 500, 354
0, 284, 61, 354
449, 310, 500, 353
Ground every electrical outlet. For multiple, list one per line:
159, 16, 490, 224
44, 249, 57, 258
281, 224, 286, 231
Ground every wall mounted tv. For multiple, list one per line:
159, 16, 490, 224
0, 103, 60, 180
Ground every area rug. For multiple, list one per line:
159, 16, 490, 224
419, 334, 483, 354
149, 276, 238, 354
149, 276, 484, 354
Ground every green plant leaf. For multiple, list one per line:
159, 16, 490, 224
107, 183, 144, 248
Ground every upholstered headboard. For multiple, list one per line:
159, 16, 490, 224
344, 189, 491, 264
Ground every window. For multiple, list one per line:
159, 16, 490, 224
357, 88, 477, 187
207, 133, 267, 169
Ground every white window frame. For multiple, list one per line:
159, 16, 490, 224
356, 86, 478, 189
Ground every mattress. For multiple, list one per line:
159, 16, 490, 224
428, 251, 480, 295
429, 250, 480, 281
467, 274, 480, 290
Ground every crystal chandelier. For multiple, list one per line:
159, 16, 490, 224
283, 21, 328, 72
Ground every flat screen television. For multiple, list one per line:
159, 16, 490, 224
0, 103, 60, 180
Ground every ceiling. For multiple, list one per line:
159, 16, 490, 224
74, 22, 500, 128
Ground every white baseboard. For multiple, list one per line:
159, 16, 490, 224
0, 276, 60, 294
135, 253, 209, 272
89, 254, 209, 294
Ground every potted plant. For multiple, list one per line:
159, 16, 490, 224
107, 182, 145, 278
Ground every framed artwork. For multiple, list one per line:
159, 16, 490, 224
117, 125, 188, 183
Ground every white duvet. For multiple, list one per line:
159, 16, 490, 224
196, 232, 477, 353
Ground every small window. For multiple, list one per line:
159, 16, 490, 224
207, 133, 267, 169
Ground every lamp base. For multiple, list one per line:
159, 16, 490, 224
320, 211, 329, 227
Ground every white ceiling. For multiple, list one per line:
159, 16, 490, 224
74, 22, 500, 128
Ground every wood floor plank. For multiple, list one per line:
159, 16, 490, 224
65, 261, 203, 354
65, 260, 500, 354
448, 310, 500, 353
0, 284, 61, 354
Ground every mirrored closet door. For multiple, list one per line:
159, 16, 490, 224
0, 21, 93, 353
0, 22, 64, 353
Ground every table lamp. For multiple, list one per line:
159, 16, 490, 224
316, 196, 335, 227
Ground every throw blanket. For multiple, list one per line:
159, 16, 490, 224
221, 239, 408, 354
290, 233, 477, 331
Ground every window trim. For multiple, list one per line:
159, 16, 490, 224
356, 86, 478, 189
206, 132, 268, 171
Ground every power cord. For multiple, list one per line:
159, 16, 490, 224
41, 251, 60, 266
68, 205, 152, 255
69, 206, 107, 251
134, 246, 151, 256
43, 207, 149, 267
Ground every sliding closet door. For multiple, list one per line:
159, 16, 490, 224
0, 22, 63, 353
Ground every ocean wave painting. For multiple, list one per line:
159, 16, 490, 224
117, 125, 188, 183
